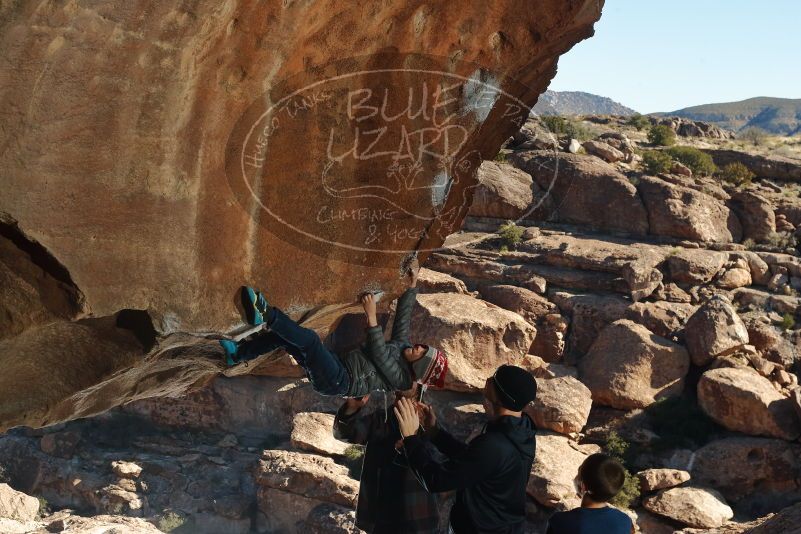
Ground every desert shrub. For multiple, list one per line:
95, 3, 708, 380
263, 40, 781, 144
602, 432, 641, 509
646, 396, 720, 450
343, 445, 365, 479
648, 125, 677, 146
565, 120, 596, 142
642, 150, 673, 174
765, 231, 798, 250
498, 221, 524, 249
541, 116, 594, 141
666, 146, 718, 176
157, 511, 186, 532
542, 115, 568, 135
604, 431, 629, 460
626, 113, 651, 131
718, 162, 755, 187
739, 127, 767, 146
494, 151, 507, 163
37, 496, 51, 519
781, 313, 796, 331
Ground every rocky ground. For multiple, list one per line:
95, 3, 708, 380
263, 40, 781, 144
2, 115, 801, 533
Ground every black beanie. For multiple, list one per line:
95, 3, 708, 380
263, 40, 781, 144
491, 365, 538, 411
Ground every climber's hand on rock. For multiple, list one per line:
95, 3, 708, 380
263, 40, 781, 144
361, 293, 378, 327
406, 257, 419, 288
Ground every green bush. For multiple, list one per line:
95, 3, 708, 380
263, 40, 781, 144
626, 113, 651, 131
781, 313, 796, 331
36, 496, 51, 519
157, 511, 186, 533
498, 221, 525, 250
645, 396, 720, 450
766, 231, 798, 250
718, 162, 754, 187
542, 115, 568, 135
666, 146, 718, 176
494, 151, 507, 163
739, 127, 767, 146
642, 150, 673, 174
648, 125, 677, 146
343, 445, 365, 479
603, 432, 640, 509
604, 431, 629, 460
541, 115, 594, 141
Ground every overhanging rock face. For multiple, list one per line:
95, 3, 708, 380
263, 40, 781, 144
0, 0, 604, 430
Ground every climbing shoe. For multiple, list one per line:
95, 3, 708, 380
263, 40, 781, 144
241, 286, 272, 326
219, 339, 239, 366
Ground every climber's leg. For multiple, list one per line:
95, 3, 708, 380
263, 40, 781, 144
233, 330, 296, 363
266, 308, 350, 396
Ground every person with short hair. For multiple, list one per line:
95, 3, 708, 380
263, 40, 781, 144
546, 453, 634, 534
394, 364, 538, 533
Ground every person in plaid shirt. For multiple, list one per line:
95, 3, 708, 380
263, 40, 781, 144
333, 383, 441, 534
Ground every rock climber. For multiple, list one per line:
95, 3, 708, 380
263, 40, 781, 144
219, 261, 448, 398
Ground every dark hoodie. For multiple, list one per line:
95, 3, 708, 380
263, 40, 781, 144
403, 414, 537, 533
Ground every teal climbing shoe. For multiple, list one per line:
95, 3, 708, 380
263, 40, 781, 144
219, 339, 239, 366
241, 286, 271, 326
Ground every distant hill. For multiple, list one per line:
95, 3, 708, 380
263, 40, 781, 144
662, 97, 801, 135
532, 90, 637, 116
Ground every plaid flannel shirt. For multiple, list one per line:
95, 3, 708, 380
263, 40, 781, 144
334, 400, 440, 533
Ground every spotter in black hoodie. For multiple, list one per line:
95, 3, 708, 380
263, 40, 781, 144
403, 414, 537, 533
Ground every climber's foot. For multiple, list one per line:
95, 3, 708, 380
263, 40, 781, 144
219, 339, 240, 367
241, 286, 272, 326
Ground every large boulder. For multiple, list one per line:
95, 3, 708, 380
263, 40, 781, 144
528, 432, 600, 510
667, 249, 727, 284
468, 161, 535, 220
256, 450, 358, 508
507, 152, 650, 235
730, 190, 777, 243
478, 284, 566, 361
623, 301, 696, 339
579, 320, 690, 409
748, 502, 801, 534
684, 296, 749, 366
416, 268, 469, 295
638, 469, 691, 492
553, 292, 630, 359
0, 484, 39, 522
409, 293, 537, 391
697, 367, 801, 440
0, 0, 603, 430
525, 377, 592, 434
638, 176, 742, 243
643, 487, 734, 529
692, 437, 801, 511
291, 412, 350, 456
582, 140, 625, 163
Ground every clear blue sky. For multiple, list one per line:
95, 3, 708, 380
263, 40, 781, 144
548, 1, 801, 113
